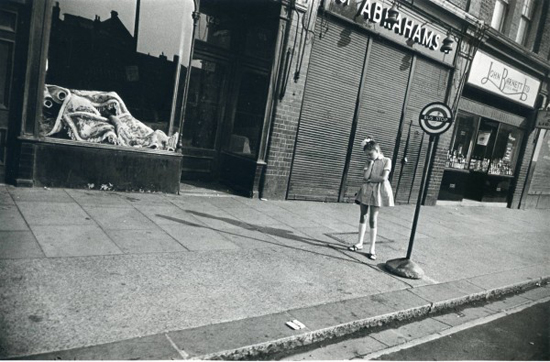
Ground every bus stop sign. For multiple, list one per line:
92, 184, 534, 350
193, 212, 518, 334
419, 102, 453, 135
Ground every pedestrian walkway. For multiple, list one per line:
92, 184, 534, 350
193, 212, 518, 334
0, 184, 549, 359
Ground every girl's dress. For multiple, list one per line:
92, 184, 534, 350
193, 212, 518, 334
355, 155, 395, 207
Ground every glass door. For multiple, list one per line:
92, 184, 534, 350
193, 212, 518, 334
180, 54, 229, 180
223, 68, 270, 158
181, 57, 228, 150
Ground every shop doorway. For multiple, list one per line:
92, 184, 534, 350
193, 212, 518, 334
180, 54, 271, 181
180, 54, 230, 180
179, 0, 277, 185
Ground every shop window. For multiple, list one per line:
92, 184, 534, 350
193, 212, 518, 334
515, 0, 535, 45
226, 71, 270, 158
181, 58, 226, 150
446, 114, 477, 170
446, 114, 523, 176
489, 124, 522, 175
470, 118, 499, 172
490, 0, 508, 32
41, 0, 192, 152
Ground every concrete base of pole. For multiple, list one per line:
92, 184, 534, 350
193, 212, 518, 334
385, 258, 425, 279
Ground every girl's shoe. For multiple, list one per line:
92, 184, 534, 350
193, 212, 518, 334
366, 253, 377, 260
348, 244, 363, 251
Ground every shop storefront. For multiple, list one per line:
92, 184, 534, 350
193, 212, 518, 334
2, 0, 281, 195
438, 50, 542, 205
3, 0, 198, 193
6, 0, 547, 206
284, 0, 458, 203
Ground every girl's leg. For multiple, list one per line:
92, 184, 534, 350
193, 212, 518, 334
368, 206, 380, 257
351, 204, 369, 250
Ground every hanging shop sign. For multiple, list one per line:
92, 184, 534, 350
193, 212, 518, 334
535, 109, 550, 130
467, 51, 541, 108
329, 0, 455, 66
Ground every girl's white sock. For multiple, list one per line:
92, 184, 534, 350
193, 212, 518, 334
357, 222, 367, 247
369, 227, 377, 254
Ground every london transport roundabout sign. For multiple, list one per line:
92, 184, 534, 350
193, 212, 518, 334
418, 102, 454, 135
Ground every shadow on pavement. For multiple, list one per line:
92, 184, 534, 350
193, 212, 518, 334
155, 212, 371, 266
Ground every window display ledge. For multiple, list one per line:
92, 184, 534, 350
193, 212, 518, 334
17, 136, 183, 194
19, 135, 183, 157
444, 167, 470, 173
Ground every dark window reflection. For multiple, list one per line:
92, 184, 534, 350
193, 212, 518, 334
181, 58, 227, 149
226, 71, 270, 157
42, 0, 192, 151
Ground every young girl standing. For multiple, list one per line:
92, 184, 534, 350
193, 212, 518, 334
348, 137, 394, 260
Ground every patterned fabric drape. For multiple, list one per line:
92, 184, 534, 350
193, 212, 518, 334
41, 85, 178, 151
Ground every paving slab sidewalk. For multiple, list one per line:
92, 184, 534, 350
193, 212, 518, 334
0, 185, 549, 359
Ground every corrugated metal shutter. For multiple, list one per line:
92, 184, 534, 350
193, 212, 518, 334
394, 57, 449, 203
288, 17, 368, 201
342, 39, 412, 201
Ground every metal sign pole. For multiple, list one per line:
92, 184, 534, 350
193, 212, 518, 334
406, 134, 436, 260
385, 101, 453, 280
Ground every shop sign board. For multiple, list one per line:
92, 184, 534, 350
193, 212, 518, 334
329, 0, 455, 66
419, 102, 453, 135
535, 109, 550, 130
467, 51, 541, 108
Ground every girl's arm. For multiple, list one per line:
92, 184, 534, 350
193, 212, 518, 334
368, 169, 390, 183
367, 158, 391, 183
363, 160, 373, 181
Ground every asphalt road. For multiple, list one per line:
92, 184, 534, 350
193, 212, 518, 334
376, 300, 550, 361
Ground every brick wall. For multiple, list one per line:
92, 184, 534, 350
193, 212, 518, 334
446, 0, 469, 11
479, 0, 496, 23
426, 41, 473, 206
476, 0, 550, 55
261, 2, 319, 200
536, 2, 550, 58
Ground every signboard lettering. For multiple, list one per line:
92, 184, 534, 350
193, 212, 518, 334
330, 0, 451, 64
467, 51, 540, 108
336, 0, 440, 50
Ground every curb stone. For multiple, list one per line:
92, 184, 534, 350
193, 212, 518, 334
192, 277, 550, 360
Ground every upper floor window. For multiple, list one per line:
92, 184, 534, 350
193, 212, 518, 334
490, 0, 508, 31
516, 0, 536, 45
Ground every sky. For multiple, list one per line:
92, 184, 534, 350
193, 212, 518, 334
56, 0, 195, 63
